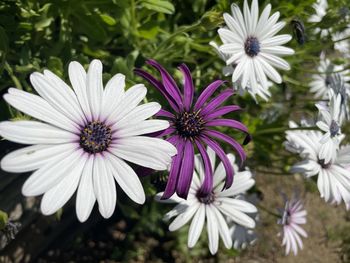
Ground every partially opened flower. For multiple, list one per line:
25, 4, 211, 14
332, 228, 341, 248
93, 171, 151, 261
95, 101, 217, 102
285, 123, 350, 207
0, 59, 177, 222
216, 0, 294, 97
135, 60, 250, 199
278, 194, 307, 256
156, 148, 257, 255
309, 54, 350, 99
316, 91, 343, 163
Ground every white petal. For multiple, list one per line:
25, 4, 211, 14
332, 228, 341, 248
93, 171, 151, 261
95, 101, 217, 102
76, 155, 96, 222
1, 143, 75, 173
109, 136, 176, 170
22, 149, 83, 196
230, 3, 247, 38
257, 11, 280, 39
218, 198, 257, 213
218, 202, 256, 228
100, 73, 125, 121
256, 56, 282, 83
0, 121, 78, 145
30, 72, 83, 124
259, 53, 291, 70
43, 70, 86, 123
69, 61, 92, 121
106, 153, 145, 204
188, 204, 205, 248
113, 102, 161, 130
254, 4, 271, 35
169, 203, 199, 231
231, 56, 248, 82
4, 88, 78, 131
261, 34, 292, 47
206, 205, 219, 255
218, 28, 243, 44
93, 154, 116, 219
260, 21, 286, 41
260, 46, 295, 55
223, 13, 245, 40
212, 206, 232, 249
87, 59, 103, 121
115, 120, 170, 137
41, 153, 87, 215
106, 84, 147, 126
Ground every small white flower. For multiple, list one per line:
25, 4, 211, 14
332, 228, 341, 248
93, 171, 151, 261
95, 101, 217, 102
278, 195, 307, 256
156, 148, 257, 255
307, 0, 329, 37
316, 92, 343, 163
230, 223, 257, 250
217, 0, 294, 99
308, 0, 328, 23
0, 59, 177, 222
332, 26, 350, 58
286, 125, 350, 208
309, 54, 350, 99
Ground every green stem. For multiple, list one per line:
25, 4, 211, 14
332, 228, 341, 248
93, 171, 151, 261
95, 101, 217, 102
254, 126, 318, 136
257, 204, 280, 218
4, 62, 22, 89
152, 21, 202, 58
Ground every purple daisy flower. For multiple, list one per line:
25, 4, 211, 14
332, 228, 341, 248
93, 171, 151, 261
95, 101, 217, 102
135, 60, 250, 199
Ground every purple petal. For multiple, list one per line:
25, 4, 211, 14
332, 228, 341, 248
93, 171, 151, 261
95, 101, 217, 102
146, 60, 184, 110
195, 139, 213, 196
178, 64, 194, 111
134, 68, 180, 112
162, 139, 185, 199
200, 89, 234, 116
156, 109, 175, 118
176, 140, 195, 199
203, 105, 241, 120
194, 80, 225, 111
205, 119, 249, 134
203, 129, 246, 165
200, 135, 234, 190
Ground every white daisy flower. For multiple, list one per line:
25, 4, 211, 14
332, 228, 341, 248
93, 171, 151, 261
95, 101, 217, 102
286, 126, 350, 208
309, 54, 350, 99
217, 0, 294, 97
278, 195, 307, 256
307, 0, 329, 37
332, 26, 350, 58
210, 41, 272, 101
156, 148, 257, 255
230, 223, 257, 250
329, 74, 350, 121
308, 0, 328, 23
316, 91, 343, 163
0, 59, 177, 222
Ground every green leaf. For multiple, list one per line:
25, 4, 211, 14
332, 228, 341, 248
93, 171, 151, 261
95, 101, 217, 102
100, 14, 117, 26
0, 210, 8, 230
141, 0, 175, 14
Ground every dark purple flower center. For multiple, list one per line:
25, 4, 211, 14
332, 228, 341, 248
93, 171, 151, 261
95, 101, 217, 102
244, 36, 260, 57
196, 191, 215, 204
325, 75, 332, 86
318, 159, 331, 169
330, 120, 340, 137
175, 111, 204, 138
80, 121, 112, 154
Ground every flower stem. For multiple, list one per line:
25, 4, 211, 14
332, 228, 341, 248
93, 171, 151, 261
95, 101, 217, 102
257, 204, 280, 218
254, 126, 318, 136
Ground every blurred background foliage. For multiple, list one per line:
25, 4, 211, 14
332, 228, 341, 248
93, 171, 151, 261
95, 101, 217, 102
0, 0, 350, 262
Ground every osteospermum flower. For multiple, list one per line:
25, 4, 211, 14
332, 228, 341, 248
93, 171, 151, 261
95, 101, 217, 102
0, 60, 177, 222
309, 54, 350, 99
277, 194, 307, 256
217, 0, 294, 96
285, 123, 350, 207
210, 41, 273, 101
135, 60, 250, 199
156, 148, 257, 255
316, 91, 343, 163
